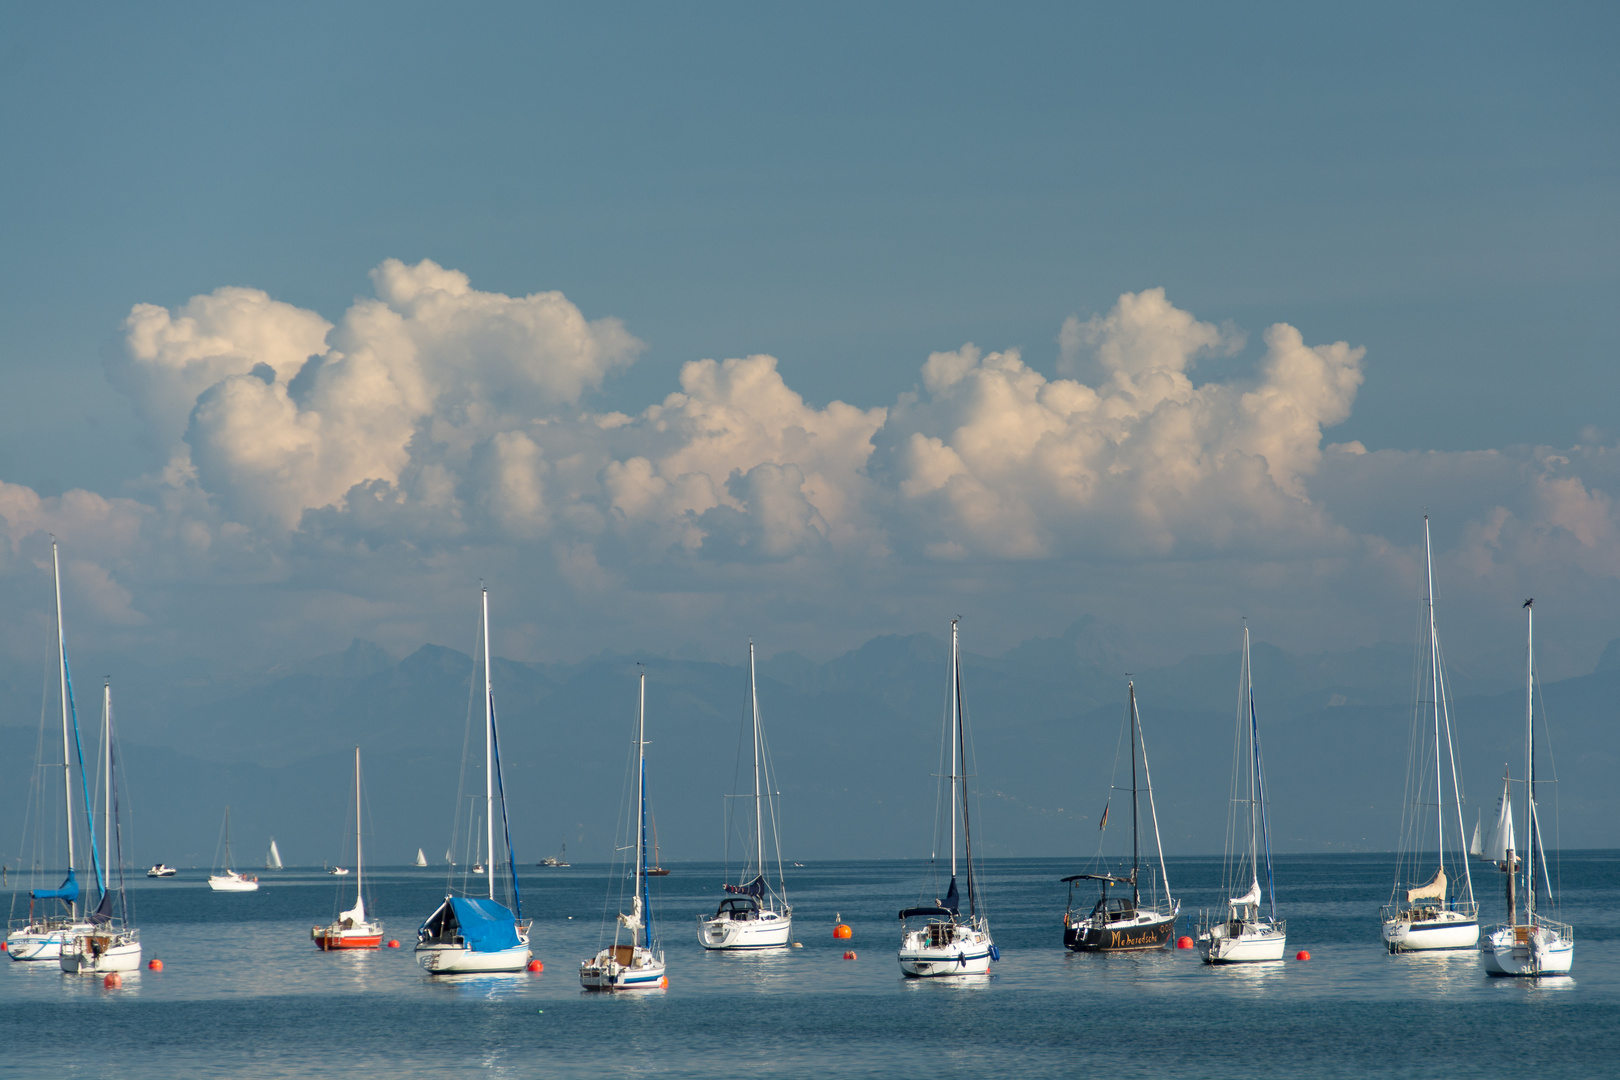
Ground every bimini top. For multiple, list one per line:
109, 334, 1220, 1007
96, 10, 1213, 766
421, 896, 522, 953
31, 869, 78, 904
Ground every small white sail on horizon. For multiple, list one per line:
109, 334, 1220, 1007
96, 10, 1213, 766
267, 838, 283, 870
415, 848, 428, 867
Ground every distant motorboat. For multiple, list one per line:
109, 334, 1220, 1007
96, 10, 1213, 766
146, 864, 177, 878
329, 867, 351, 876
540, 843, 571, 868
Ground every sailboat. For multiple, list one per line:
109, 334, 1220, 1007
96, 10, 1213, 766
61, 680, 143, 973
208, 807, 260, 891
1381, 517, 1478, 951
898, 619, 996, 978
415, 849, 429, 868
581, 668, 667, 989
1197, 626, 1287, 964
540, 843, 571, 868
8, 542, 104, 961
699, 641, 792, 950
313, 747, 384, 949
415, 587, 531, 974
647, 821, 668, 875
1062, 680, 1179, 951
266, 839, 283, 870
1480, 600, 1574, 977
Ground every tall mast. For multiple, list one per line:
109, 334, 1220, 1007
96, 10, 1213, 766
483, 587, 495, 902
1245, 627, 1257, 885
1425, 517, 1445, 883
102, 681, 111, 897
949, 618, 959, 884
750, 641, 764, 884
1129, 682, 1140, 907
52, 540, 76, 899
354, 747, 363, 905
1524, 600, 1536, 924
636, 668, 648, 948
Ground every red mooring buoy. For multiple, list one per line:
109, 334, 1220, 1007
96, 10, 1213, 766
1296, 950, 1311, 961
103, 972, 122, 988
527, 959, 544, 972
147, 958, 163, 971
833, 923, 852, 939
1176, 936, 1195, 949
387, 939, 400, 948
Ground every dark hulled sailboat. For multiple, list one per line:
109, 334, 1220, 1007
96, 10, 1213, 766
1062, 681, 1179, 951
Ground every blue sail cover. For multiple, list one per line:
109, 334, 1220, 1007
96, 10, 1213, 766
943, 876, 960, 915
724, 874, 765, 897
32, 869, 79, 904
444, 897, 522, 953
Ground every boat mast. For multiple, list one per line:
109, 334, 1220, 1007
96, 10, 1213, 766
1524, 600, 1536, 926
1424, 517, 1446, 889
636, 668, 648, 949
102, 681, 111, 900
949, 618, 959, 887
750, 641, 764, 887
482, 587, 495, 902
1245, 627, 1257, 899
354, 746, 363, 907
1129, 681, 1140, 908
52, 540, 76, 912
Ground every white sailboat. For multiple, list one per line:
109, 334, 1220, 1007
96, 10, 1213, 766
1381, 517, 1478, 951
699, 641, 792, 950
1480, 600, 1574, 977
415, 849, 429, 868
1062, 681, 1179, 951
898, 619, 996, 978
313, 747, 383, 949
266, 838, 283, 870
61, 680, 142, 974
208, 806, 260, 891
415, 587, 532, 974
8, 541, 98, 962
1198, 626, 1287, 964
581, 668, 668, 989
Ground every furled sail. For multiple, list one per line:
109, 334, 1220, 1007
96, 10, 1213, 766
1487, 776, 1516, 863
1230, 879, 1260, 908
1406, 867, 1446, 903
339, 897, 366, 928
617, 894, 643, 932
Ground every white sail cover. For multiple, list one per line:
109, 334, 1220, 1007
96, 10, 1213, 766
1229, 879, 1261, 908
617, 895, 643, 932
1406, 867, 1446, 903
267, 840, 282, 869
1487, 778, 1516, 862
339, 896, 366, 928
1469, 812, 1484, 858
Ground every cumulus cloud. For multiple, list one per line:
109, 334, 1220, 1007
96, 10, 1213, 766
5, 263, 1620, 673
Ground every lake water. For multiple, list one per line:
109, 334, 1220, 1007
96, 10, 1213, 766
5, 853, 1619, 1078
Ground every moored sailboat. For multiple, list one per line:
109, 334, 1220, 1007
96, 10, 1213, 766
897, 619, 995, 978
1198, 626, 1287, 964
415, 587, 531, 974
207, 807, 259, 892
61, 680, 142, 974
313, 747, 384, 949
1062, 680, 1178, 951
1479, 600, 1574, 977
1381, 517, 1478, 951
581, 668, 667, 990
699, 641, 791, 950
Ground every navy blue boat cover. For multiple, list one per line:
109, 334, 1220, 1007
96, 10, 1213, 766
724, 874, 765, 897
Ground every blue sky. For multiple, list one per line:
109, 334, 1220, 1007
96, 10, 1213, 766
0, 2, 1616, 673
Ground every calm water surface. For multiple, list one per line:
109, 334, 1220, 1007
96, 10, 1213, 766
5, 853, 1619, 1078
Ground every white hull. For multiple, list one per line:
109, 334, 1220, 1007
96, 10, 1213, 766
698, 910, 791, 950
1381, 908, 1478, 952
415, 939, 531, 974
208, 874, 259, 892
60, 933, 142, 974
6, 923, 96, 962
580, 946, 667, 990
1199, 919, 1287, 964
1481, 923, 1574, 977
898, 922, 994, 977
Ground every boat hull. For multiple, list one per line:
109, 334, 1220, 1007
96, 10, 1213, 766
1381, 907, 1478, 952
208, 875, 259, 892
6, 922, 97, 962
1064, 909, 1177, 952
313, 926, 384, 950
1480, 923, 1573, 977
415, 941, 531, 974
59, 933, 142, 974
580, 946, 667, 990
898, 922, 995, 977
698, 910, 792, 950
1199, 919, 1287, 964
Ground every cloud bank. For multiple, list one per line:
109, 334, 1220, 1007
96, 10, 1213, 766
4, 262, 1619, 674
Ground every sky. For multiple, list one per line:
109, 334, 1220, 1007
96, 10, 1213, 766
0, 1, 1617, 680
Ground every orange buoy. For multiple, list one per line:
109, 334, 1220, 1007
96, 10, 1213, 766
1, 941, 7, 951
658, 976, 668, 988
1296, 950, 1311, 961
387, 940, 400, 948
527, 959, 543, 972
147, 958, 163, 971
1176, 936, 1194, 949
843, 950, 857, 960
833, 923, 853, 940
103, 972, 122, 988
